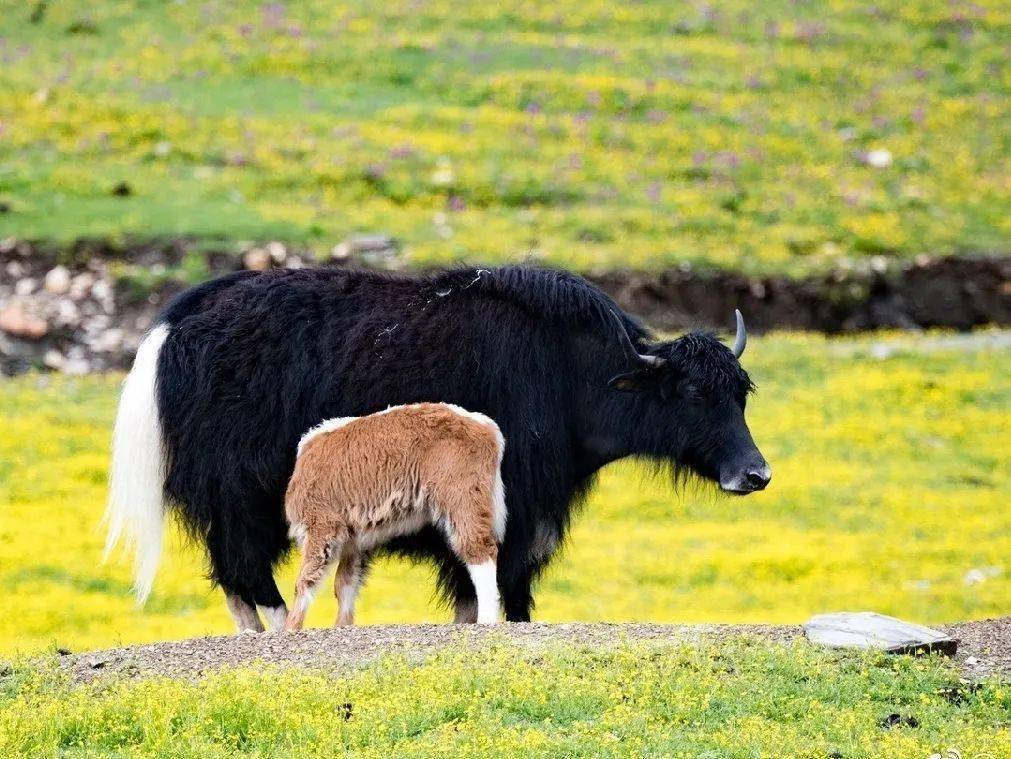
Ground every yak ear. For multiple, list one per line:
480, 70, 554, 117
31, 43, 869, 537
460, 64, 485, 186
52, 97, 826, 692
608, 368, 658, 393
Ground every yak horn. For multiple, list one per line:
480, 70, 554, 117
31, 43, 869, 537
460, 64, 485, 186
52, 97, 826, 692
610, 310, 663, 368
732, 309, 747, 358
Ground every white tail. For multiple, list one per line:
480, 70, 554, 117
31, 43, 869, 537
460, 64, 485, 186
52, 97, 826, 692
104, 324, 169, 604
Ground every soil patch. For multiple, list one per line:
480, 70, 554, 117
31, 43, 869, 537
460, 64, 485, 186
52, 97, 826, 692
61, 617, 1009, 683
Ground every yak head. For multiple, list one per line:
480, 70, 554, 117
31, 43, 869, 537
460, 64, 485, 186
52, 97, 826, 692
607, 310, 771, 494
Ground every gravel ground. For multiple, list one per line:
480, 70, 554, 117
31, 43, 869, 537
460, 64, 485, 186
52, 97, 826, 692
61, 617, 1009, 683
945, 617, 1011, 681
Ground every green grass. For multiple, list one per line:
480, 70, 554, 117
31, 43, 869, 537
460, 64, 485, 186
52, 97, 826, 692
1, 332, 1008, 655
1, 1, 1008, 274
2, 641, 1008, 757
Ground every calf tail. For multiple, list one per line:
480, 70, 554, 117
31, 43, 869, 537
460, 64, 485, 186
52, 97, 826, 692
103, 324, 170, 604
491, 466, 507, 542
491, 430, 507, 542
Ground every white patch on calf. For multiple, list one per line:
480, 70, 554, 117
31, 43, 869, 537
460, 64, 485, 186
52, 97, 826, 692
296, 585, 317, 615
287, 522, 308, 548
297, 416, 360, 457
491, 466, 507, 542
355, 510, 430, 551
466, 560, 500, 625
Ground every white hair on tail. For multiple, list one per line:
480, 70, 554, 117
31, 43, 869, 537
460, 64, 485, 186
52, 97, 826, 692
103, 324, 169, 604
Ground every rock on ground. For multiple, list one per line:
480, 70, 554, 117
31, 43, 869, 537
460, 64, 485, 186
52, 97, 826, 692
804, 611, 957, 655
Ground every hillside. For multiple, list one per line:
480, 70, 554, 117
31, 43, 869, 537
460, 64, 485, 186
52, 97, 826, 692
1, 1, 1008, 275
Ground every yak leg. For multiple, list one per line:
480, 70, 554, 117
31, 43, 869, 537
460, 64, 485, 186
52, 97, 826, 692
434, 555, 478, 623
225, 592, 264, 633
247, 563, 288, 632
334, 548, 370, 627
285, 534, 341, 632
502, 572, 535, 622
258, 603, 288, 632
502, 580, 534, 622
501, 550, 536, 623
454, 595, 478, 624
207, 515, 287, 632
221, 571, 286, 633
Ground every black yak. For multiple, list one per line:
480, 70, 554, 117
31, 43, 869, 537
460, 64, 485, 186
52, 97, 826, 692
105, 266, 770, 629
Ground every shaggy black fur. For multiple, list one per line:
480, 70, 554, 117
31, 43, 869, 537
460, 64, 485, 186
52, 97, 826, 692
155, 265, 766, 620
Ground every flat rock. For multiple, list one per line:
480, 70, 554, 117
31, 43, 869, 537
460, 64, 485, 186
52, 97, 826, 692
331, 234, 399, 264
804, 612, 957, 656
0, 302, 49, 339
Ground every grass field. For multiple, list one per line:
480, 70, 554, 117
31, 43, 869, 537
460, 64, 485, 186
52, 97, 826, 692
1, 1, 1008, 275
3, 641, 1009, 757
1, 331, 1008, 656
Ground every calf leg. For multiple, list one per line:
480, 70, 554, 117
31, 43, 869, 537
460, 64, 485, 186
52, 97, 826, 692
465, 559, 500, 625
433, 476, 501, 625
334, 548, 370, 627
285, 533, 341, 632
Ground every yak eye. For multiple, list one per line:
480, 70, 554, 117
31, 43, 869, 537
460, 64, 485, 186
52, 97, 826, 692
679, 381, 704, 403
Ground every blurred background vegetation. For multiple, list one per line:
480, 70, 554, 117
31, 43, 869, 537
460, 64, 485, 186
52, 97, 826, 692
1, 0, 1007, 274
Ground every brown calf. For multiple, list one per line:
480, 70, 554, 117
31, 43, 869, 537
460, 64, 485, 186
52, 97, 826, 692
283, 403, 506, 630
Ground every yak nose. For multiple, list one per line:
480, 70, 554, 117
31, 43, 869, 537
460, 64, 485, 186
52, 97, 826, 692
720, 461, 772, 494
745, 464, 772, 491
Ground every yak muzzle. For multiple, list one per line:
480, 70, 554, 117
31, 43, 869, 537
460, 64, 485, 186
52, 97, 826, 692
719, 461, 772, 494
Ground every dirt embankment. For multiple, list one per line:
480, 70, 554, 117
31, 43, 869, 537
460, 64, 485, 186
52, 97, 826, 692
591, 255, 1011, 333
63, 617, 1010, 683
1, 238, 1008, 376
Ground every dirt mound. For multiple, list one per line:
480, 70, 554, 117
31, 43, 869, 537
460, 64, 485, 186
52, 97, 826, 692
62, 617, 1009, 683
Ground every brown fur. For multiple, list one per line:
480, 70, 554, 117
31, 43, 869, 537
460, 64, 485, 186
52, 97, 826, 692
284, 403, 505, 630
